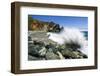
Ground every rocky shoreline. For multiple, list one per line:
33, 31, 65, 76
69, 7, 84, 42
28, 31, 87, 60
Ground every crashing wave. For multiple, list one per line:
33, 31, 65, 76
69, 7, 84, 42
47, 27, 88, 55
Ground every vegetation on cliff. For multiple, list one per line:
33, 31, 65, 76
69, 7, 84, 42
28, 16, 63, 33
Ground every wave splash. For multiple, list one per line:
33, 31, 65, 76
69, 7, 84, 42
47, 27, 88, 55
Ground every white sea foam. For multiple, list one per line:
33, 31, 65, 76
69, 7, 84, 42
47, 27, 88, 55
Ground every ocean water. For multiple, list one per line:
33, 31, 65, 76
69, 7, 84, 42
81, 31, 88, 40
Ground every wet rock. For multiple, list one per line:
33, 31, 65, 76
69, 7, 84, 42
61, 49, 87, 59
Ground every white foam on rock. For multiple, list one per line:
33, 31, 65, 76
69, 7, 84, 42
47, 27, 88, 55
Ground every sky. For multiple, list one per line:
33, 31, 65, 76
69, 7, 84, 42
30, 15, 88, 31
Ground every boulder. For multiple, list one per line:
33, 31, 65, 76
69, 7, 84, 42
45, 51, 60, 60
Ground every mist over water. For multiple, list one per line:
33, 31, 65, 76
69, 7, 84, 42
48, 27, 88, 55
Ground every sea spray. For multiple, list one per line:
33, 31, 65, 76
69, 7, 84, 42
47, 27, 88, 55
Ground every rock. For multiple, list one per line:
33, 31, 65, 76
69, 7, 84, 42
72, 51, 83, 58
28, 42, 44, 57
56, 51, 65, 59
28, 36, 32, 41
45, 51, 60, 60
28, 17, 63, 32
61, 49, 88, 59
28, 31, 88, 60
28, 55, 44, 60
38, 47, 47, 56
28, 44, 37, 55
61, 49, 76, 58
29, 31, 57, 45
75, 51, 88, 58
